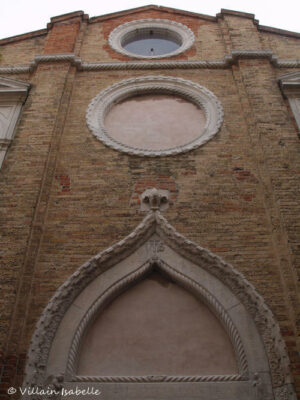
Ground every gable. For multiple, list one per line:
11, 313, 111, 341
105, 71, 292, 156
89, 5, 216, 24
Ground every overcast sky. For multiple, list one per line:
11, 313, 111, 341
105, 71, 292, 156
1, 0, 299, 40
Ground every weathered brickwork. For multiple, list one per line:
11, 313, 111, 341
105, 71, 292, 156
43, 20, 80, 54
0, 6, 299, 399
261, 31, 300, 58
218, 14, 262, 51
80, 8, 225, 61
0, 36, 45, 66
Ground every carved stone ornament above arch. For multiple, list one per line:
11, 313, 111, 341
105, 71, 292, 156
24, 208, 296, 399
86, 75, 224, 156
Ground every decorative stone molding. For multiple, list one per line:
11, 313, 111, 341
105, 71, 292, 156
140, 187, 169, 211
0, 76, 30, 168
86, 75, 224, 156
0, 50, 299, 75
108, 19, 195, 59
72, 374, 245, 383
24, 210, 297, 399
66, 258, 248, 380
278, 72, 300, 137
79, 59, 229, 70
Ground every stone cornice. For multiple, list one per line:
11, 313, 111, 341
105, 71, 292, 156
0, 50, 299, 75
217, 9, 258, 24
46, 10, 88, 30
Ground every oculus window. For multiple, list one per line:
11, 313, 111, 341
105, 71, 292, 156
109, 19, 195, 59
86, 76, 224, 156
123, 29, 181, 57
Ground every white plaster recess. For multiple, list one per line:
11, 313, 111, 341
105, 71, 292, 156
0, 77, 30, 168
278, 71, 300, 137
86, 75, 224, 157
24, 194, 296, 399
108, 19, 195, 59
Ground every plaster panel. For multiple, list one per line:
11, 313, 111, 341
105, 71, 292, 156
105, 94, 206, 151
77, 272, 237, 376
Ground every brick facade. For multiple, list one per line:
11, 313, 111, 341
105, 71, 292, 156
0, 6, 299, 399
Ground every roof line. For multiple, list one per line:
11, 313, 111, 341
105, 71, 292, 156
89, 5, 215, 23
0, 5, 299, 44
258, 24, 300, 38
0, 29, 48, 45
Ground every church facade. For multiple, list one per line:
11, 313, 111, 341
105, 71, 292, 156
0, 6, 299, 399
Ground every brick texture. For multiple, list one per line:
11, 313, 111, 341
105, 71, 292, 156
0, 6, 299, 398
0, 36, 45, 65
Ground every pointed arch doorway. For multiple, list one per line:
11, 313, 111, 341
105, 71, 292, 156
24, 210, 296, 400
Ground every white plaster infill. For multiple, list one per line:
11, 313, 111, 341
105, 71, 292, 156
0, 50, 300, 74
108, 19, 195, 59
86, 75, 224, 157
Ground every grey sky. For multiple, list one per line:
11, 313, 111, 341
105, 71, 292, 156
1, 0, 299, 40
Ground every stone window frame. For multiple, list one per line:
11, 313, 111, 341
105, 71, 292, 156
278, 71, 300, 138
0, 76, 30, 168
108, 19, 195, 59
24, 208, 296, 400
86, 75, 224, 157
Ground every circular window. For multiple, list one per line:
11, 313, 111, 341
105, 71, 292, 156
123, 30, 181, 57
109, 19, 195, 59
87, 76, 224, 157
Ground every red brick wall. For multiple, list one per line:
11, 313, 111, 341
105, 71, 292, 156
44, 20, 80, 54
0, 7, 299, 398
